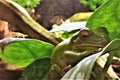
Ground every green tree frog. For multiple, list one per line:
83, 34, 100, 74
49, 27, 110, 80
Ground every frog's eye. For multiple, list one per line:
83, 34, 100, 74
79, 29, 90, 39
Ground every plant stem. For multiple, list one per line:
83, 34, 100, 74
100, 52, 114, 80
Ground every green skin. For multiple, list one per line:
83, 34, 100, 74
49, 27, 110, 80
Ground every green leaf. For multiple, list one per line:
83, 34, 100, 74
80, 0, 107, 10
0, 38, 54, 67
0, 48, 2, 58
86, 0, 120, 40
19, 58, 51, 80
102, 39, 120, 57
61, 39, 120, 79
102, 39, 120, 52
12, 0, 41, 8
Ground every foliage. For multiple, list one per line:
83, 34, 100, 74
19, 58, 51, 80
0, 38, 54, 67
86, 0, 120, 40
0, 0, 120, 79
12, 0, 41, 8
80, 0, 108, 10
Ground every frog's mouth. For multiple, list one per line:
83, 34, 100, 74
74, 42, 107, 48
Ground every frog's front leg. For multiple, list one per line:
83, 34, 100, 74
62, 50, 93, 65
49, 64, 61, 80
49, 64, 72, 80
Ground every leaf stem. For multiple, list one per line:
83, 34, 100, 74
100, 52, 114, 80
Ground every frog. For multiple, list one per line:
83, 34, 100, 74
49, 27, 110, 80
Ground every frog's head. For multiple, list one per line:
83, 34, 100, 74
72, 27, 110, 52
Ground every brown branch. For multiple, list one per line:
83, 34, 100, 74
0, 0, 61, 45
